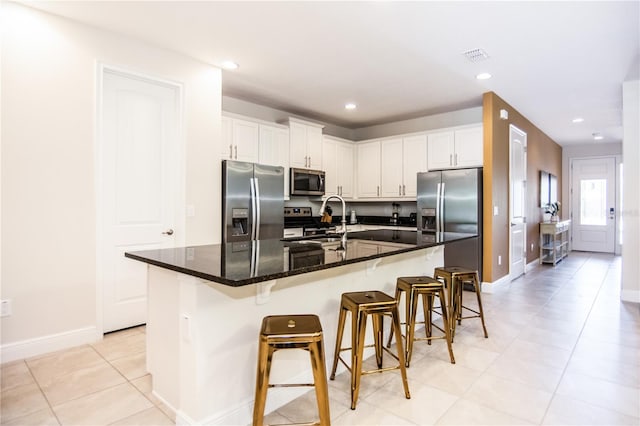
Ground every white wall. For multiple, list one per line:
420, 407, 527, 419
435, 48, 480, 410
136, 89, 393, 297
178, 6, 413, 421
1, 3, 221, 355
622, 79, 640, 302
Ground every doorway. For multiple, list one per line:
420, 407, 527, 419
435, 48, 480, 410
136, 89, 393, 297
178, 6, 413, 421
98, 67, 183, 333
570, 157, 616, 253
509, 125, 527, 280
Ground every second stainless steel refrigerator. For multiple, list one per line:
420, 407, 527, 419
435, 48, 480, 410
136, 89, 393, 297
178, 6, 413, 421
222, 160, 284, 243
417, 167, 483, 280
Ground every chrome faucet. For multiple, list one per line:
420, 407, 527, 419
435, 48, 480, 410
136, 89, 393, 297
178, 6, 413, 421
319, 195, 348, 248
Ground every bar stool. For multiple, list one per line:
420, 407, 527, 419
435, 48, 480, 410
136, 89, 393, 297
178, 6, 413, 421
433, 266, 488, 339
253, 314, 330, 426
386, 276, 455, 366
329, 291, 410, 410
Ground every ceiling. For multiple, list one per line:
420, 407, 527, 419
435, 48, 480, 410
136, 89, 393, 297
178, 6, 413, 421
26, 1, 639, 146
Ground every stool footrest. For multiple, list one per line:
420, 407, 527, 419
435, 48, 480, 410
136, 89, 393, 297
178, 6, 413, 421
268, 383, 316, 388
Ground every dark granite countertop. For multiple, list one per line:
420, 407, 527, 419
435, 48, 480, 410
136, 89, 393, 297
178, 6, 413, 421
125, 230, 476, 287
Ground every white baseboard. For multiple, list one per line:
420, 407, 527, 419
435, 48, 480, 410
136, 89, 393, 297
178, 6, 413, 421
526, 258, 539, 273
0, 326, 101, 364
621, 289, 640, 303
481, 274, 511, 293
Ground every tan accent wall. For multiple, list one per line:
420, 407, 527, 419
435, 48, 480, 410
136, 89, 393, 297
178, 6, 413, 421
482, 92, 562, 282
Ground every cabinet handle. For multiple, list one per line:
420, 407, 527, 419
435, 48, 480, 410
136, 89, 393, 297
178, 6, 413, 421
229, 144, 233, 159
304, 156, 308, 167
308, 156, 311, 168
234, 145, 238, 159
399, 185, 402, 196
403, 184, 406, 196
377, 186, 380, 196
454, 153, 458, 166
450, 154, 453, 166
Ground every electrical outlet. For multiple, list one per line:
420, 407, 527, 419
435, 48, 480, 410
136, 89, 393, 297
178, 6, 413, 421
1, 299, 12, 317
498, 255, 502, 266
531, 243, 534, 252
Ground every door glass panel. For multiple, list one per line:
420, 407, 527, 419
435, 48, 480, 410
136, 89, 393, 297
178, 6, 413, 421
580, 179, 606, 225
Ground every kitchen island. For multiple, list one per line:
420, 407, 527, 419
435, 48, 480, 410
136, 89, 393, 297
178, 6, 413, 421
125, 230, 476, 425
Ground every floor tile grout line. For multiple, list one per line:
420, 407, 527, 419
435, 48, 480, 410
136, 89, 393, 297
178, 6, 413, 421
23, 358, 63, 426
538, 253, 626, 423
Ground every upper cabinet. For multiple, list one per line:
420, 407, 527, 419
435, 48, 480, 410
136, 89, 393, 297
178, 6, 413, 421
323, 136, 354, 198
427, 125, 483, 170
288, 118, 324, 169
356, 140, 382, 198
221, 116, 260, 163
259, 124, 290, 198
358, 134, 427, 199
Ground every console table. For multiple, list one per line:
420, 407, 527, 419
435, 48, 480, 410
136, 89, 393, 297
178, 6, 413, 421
539, 220, 571, 265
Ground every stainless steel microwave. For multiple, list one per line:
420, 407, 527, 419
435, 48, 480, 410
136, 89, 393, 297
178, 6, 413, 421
290, 168, 325, 196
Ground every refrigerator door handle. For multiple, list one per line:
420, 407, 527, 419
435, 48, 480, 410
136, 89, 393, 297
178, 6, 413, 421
439, 182, 446, 233
250, 177, 257, 240
435, 183, 441, 233
254, 178, 261, 240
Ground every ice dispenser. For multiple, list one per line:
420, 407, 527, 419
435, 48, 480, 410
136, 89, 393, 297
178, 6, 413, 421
421, 208, 437, 232
231, 208, 249, 236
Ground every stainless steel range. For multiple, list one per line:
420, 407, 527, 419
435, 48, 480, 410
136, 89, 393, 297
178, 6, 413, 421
284, 206, 336, 236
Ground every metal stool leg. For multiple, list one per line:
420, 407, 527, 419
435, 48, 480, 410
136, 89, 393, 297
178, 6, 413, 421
391, 307, 411, 399
472, 273, 489, 338
309, 340, 331, 425
406, 287, 419, 367
252, 344, 275, 426
330, 307, 347, 380
351, 310, 368, 410
438, 287, 456, 364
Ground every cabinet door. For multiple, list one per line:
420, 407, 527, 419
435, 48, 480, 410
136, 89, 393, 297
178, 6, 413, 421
427, 131, 454, 170
322, 137, 339, 196
306, 126, 323, 170
289, 121, 308, 168
260, 125, 290, 198
232, 119, 259, 163
221, 116, 232, 160
337, 142, 354, 198
356, 141, 381, 198
402, 134, 427, 197
454, 126, 483, 168
380, 138, 403, 197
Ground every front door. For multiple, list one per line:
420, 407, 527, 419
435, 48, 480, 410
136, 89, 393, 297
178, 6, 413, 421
100, 68, 182, 332
571, 157, 616, 252
510, 125, 527, 279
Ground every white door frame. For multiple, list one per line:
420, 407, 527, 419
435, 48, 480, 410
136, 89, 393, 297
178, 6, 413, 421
95, 63, 186, 335
569, 155, 619, 254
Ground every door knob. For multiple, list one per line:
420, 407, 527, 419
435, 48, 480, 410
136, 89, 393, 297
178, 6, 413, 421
162, 229, 174, 235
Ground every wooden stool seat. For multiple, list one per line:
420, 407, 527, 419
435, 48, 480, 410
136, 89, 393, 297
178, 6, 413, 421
253, 314, 330, 426
387, 276, 455, 366
434, 266, 488, 339
330, 291, 410, 409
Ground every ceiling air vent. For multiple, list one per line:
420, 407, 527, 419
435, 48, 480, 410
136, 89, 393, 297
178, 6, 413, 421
462, 48, 489, 62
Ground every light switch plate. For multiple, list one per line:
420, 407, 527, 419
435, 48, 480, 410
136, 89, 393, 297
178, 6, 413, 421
1, 299, 12, 317
493, 206, 499, 216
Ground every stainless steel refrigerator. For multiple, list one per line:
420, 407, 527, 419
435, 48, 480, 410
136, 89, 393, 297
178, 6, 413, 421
222, 160, 284, 243
417, 167, 483, 280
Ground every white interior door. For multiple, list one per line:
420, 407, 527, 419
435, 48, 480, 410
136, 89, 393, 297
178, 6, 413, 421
510, 125, 527, 279
571, 157, 616, 252
100, 69, 182, 333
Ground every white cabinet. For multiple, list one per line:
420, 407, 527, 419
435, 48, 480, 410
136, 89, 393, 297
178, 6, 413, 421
283, 228, 303, 239
323, 136, 354, 198
356, 140, 382, 198
288, 118, 323, 169
221, 116, 260, 163
427, 125, 483, 170
259, 124, 290, 198
358, 134, 427, 199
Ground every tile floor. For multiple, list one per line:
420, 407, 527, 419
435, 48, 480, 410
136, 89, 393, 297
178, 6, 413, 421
2, 252, 639, 425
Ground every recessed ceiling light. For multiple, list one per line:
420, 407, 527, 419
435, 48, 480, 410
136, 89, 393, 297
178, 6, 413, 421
572, 117, 584, 123
221, 61, 239, 70
476, 72, 492, 80
592, 133, 604, 140
345, 103, 357, 110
